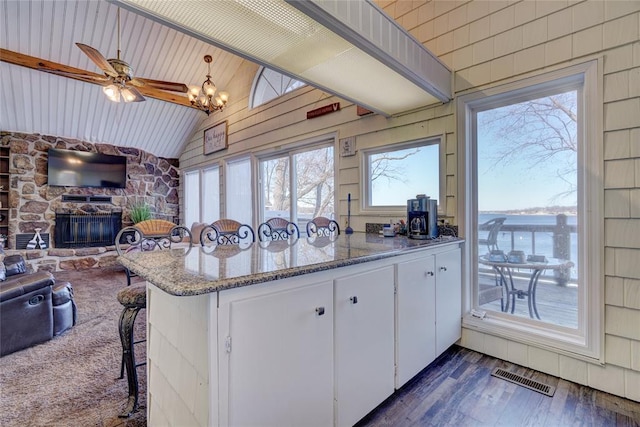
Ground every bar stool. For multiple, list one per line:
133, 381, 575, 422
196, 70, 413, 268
117, 283, 146, 418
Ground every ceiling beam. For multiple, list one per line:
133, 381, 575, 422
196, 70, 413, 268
0, 48, 193, 108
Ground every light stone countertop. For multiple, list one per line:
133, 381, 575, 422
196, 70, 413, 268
118, 232, 463, 296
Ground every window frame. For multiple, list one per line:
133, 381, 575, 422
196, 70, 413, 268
361, 136, 445, 215
457, 60, 603, 361
256, 136, 336, 230
183, 164, 221, 226
249, 66, 306, 110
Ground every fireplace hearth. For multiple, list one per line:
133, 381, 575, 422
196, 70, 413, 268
54, 212, 122, 248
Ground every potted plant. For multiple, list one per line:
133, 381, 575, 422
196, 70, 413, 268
129, 202, 152, 224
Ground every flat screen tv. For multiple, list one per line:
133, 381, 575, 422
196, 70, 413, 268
47, 148, 127, 188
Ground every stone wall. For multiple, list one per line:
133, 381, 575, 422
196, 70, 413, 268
0, 131, 180, 270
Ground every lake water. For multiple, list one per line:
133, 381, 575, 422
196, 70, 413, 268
478, 213, 578, 280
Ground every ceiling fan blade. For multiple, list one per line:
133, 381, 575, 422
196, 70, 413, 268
131, 77, 189, 93
121, 86, 146, 102
76, 43, 118, 78
38, 67, 111, 84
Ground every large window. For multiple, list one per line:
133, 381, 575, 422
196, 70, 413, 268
459, 61, 602, 359
226, 157, 252, 226
259, 141, 334, 235
363, 138, 441, 210
183, 165, 220, 226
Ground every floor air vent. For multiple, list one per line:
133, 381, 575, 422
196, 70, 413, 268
491, 368, 556, 397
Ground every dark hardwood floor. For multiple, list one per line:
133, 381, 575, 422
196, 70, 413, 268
357, 346, 640, 426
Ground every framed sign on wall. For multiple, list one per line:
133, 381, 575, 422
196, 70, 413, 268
204, 121, 228, 155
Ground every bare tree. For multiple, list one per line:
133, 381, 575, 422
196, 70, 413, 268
479, 92, 577, 168
370, 148, 421, 185
478, 91, 578, 202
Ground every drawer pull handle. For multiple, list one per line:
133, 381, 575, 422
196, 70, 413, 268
315, 307, 325, 316
350, 296, 358, 304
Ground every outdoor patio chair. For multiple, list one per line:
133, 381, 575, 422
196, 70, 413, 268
478, 217, 506, 253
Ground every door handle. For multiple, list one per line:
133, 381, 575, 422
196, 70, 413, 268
315, 307, 325, 316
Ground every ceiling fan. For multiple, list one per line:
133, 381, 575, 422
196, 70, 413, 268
44, 8, 188, 103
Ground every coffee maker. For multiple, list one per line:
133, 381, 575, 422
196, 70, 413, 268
407, 195, 438, 240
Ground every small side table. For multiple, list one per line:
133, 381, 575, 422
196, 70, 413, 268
479, 257, 574, 320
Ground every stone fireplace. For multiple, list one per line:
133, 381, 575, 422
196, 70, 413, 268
0, 131, 181, 271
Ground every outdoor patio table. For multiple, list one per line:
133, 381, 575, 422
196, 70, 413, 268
478, 256, 574, 320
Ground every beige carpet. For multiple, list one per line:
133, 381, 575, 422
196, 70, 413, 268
0, 266, 147, 427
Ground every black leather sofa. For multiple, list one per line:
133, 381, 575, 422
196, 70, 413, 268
0, 255, 77, 357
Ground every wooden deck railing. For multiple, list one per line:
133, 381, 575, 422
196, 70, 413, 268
480, 214, 577, 285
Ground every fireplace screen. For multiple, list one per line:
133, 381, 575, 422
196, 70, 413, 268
54, 212, 122, 248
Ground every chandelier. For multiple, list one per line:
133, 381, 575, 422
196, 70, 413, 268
188, 55, 229, 115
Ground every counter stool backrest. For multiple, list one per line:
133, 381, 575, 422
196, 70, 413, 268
115, 219, 192, 286
201, 219, 255, 246
306, 216, 340, 237
258, 218, 300, 241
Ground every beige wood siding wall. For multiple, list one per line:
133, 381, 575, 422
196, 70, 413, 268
376, 0, 639, 402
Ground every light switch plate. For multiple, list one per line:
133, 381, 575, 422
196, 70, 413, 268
339, 137, 356, 157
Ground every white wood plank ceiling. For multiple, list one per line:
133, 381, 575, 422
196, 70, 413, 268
1, 0, 451, 159
0, 0, 245, 158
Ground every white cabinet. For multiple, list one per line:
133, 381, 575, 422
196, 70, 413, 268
334, 266, 395, 427
215, 244, 462, 427
396, 255, 436, 387
396, 246, 462, 387
218, 280, 334, 427
435, 247, 462, 355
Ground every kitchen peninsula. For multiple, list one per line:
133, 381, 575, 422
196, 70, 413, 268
119, 233, 463, 427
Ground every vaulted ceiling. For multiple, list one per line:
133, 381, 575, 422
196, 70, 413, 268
0, 0, 246, 158
1, 0, 451, 159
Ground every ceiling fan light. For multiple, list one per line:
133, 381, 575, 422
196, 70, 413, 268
121, 88, 138, 103
103, 84, 120, 102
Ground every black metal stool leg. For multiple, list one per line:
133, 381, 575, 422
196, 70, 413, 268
118, 304, 142, 418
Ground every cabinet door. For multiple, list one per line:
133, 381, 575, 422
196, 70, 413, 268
334, 266, 395, 427
435, 247, 462, 355
396, 254, 436, 387
222, 281, 334, 427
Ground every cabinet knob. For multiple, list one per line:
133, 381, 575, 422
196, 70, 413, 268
350, 296, 358, 304
315, 307, 325, 316
440, 266, 448, 272
425, 271, 434, 277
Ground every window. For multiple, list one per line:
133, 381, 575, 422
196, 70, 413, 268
183, 170, 200, 228
363, 138, 442, 210
259, 141, 334, 235
250, 67, 305, 109
458, 61, 602, 359
184, 165, 220, 226
226, 157, 252, 226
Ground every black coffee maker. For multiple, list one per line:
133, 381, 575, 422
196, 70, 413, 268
407, 195, 438, 240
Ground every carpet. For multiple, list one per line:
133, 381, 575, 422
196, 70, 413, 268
0, 266, 147, 427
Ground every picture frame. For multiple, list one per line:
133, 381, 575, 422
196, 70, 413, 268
204, 121, 228, 155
